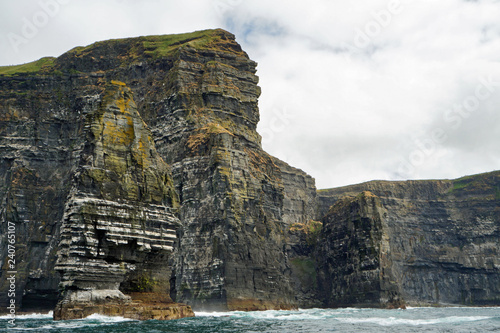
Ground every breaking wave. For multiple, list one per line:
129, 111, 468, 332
1, 307, 498, 332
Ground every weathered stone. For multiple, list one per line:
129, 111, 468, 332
286, 219, 323, 308
316, 191, 404, 308
0, 74, 91, 312
53, 291, 193, 320
317, 172, 500, 307
53, 81, 190, 319
161, 54, 313, 310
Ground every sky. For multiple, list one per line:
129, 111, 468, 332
1, 0, 499, 188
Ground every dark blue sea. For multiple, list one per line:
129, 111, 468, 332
1, 307, 499, 332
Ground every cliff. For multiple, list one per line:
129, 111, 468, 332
0, 59, 194, 319
0, 29, 498, 318
52, 81, 192, 320
0, 29, 316, 316
316, 171, 500, 307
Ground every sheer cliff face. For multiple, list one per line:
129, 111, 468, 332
0, 29, 317, 313
0, 74, 92, 312
317, 172, 500, 307
142, 32, 317, 311
53, 81, 183, 319
317, 192, 403, 308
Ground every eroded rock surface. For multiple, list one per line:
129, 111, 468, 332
317, 191, 404, 308
317, 172, 500, 307
53, 81, 190, 320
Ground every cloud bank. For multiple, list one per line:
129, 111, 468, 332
1, 0, 499, 188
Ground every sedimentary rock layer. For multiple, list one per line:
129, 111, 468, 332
317, 171, 500, 306
52, 81, 188, 319
317, 191, 403, 308
148, 35, 317, 310
0, 73, 91, 312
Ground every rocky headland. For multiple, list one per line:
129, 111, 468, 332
316, 172, 499, 307
0, 29, 498, 319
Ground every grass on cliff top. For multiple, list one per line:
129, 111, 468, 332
0, 29, 245, 76
141, 29, 244, 58
449, 170, 500, 198
0, 57, 55, 76
67, 28, 245, 60
317, 170, 500, 197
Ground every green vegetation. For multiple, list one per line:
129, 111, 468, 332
0, 57, 55, 76
290, 257, 317, 289
140, 29, 243, 58
130, 275, 158, 292
291, 258, 316, 276
289, 220, 323, 246
451, 175, 474, 191
0, 29, 242, 76
66, 28, 243, 62
448, 171, 500, 197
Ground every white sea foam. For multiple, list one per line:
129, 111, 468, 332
196, 308, 351, 320
195, 307, 495, 327
195, 311, 235, 317
0, 311, 53, 320
4, 313, 137, 331
0, 314, 15, 320
82, 313, 136, 322
10, 322, 87, 331
195, 309, 303, 319
336, 315, 492, 326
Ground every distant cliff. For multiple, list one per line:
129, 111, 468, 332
316, 171, 500, 307
0, 29, 498, 318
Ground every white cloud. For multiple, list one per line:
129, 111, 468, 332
1, 0, 499, 188
240, 0, 500, 187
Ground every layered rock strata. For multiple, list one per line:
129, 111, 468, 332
147, 37, 317, 310
317, 191, 403, 308
316, 171, 500, 307
53, 81, 192, 319
0, 71, 92, 312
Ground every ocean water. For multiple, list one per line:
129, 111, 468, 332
0, 307, 499, 332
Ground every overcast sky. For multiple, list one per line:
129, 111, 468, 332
1, 0, 499, 188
